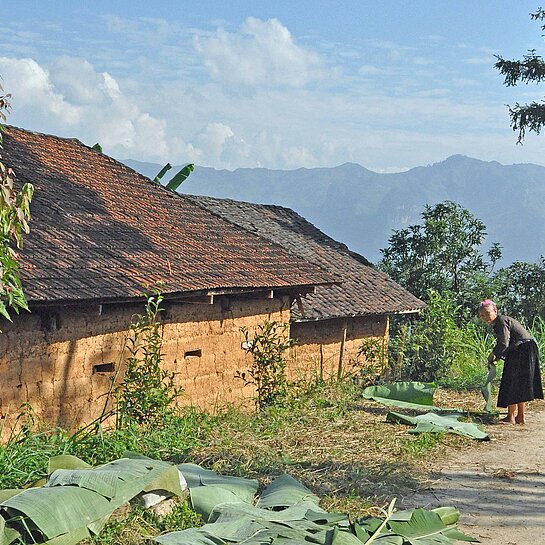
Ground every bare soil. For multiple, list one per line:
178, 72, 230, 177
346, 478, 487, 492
403, 400, 545, 544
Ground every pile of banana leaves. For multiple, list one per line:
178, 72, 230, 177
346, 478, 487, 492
156, 467, 477, 545
0, 454, 477, 544
363, 382, 489, 440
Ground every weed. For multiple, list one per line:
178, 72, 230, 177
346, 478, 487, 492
237, 320, 294, 410
115, 291, 183, 428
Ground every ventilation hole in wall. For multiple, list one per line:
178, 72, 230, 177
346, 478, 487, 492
184, 349, 202, 358
93, 363, 115, 374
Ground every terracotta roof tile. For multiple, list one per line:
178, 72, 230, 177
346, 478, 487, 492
187, 196, 425, 319
2, 127, 336, 304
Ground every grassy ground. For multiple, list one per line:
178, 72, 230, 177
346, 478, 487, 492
0, 381, 488, 544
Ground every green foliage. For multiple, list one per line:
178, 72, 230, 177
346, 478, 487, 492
238, 320, 295, 410
115, 292, 183, 427
0, 85, 34, 324
492, 258, 545, 323
379, 201, 499, 309
388, 290, 496, 386
389, 291, 460, 383
495, 9, 545, 142
354, 337, 388, 384
153, 163, 195, 191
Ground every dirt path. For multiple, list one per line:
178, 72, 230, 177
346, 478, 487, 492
403, 403, 545, 544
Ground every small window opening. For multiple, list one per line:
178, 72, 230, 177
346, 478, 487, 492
184, 349, 202, 358
93, 363, 115, 374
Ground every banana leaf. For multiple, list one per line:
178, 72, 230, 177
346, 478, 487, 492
190, 488, 245, 520
2, 486, 110, 539
387, 508, 478, 543
209, 500, 323, 525
46, 469, 120, 499
0, 456, 186, 544
153, 163, 195, 191
153, 163, 172, 184
0, 491, 23, 503
0, 514, 21, 545
43, 526, 91, 545
166, 164, 194, 191
256, 474, 319, 508
386, 411, 488, 440
363, 382, 460, 413
154, 527, 224, 545
371, 536, 404, 544
481, 364, 497, 413
48, 456, 92, 473
431, 507, 460, 526
363, 382, 436, 405
178, 463, 257, 503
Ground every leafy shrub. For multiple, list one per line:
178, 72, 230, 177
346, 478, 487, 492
115, 292, 182, 427
238, 320, 294, 410
389, 290, 495, 387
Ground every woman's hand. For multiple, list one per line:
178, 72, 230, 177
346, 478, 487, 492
487, 352, 496, 367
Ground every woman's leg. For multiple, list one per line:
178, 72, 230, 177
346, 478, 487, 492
500, 404, 516, 423
515, 402, 526, 424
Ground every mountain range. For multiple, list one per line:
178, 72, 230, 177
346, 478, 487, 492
122, 155, 545, 266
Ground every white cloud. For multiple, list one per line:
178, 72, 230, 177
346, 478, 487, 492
194, 17, 325, 87
0, 55, 178, 162
0, 57, 80, 123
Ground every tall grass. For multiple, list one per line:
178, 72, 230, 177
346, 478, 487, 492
442, 320, 495, 388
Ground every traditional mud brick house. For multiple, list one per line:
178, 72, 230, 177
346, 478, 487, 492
0, 127, 337, 433
186, 196, 425, 380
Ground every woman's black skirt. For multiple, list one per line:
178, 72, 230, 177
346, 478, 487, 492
498, 339, 544, 407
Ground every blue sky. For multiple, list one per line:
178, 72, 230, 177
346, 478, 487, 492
2, 1, 545, 171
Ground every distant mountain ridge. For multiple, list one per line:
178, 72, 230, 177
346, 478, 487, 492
122, 156, 545, 265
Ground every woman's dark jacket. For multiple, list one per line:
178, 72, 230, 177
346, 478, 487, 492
492, 315, 532, 360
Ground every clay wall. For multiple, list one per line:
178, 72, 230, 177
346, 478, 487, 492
288, 315, 389, 382
0, 295, 289, 434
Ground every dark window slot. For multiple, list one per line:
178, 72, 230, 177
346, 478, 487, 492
93, 363, 115, 373
184, 349, 202, 358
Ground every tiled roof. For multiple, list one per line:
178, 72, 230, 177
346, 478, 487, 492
187, 196, 426, 320
2, 127, 336, 304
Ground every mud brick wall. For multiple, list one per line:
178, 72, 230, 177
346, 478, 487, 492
288, 315, 388, 382
0, 295, 289, 436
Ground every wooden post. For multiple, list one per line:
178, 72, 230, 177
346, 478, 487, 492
337, 321, 348, 381
319, 344, 324, 382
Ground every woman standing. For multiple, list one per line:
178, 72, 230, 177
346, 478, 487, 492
479, 299, 543, 424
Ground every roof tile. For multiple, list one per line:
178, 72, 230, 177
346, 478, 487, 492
2, 127, 336, 303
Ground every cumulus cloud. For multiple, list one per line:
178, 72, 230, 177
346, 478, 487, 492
194, 17, 325, 87
0, 55, 178, 161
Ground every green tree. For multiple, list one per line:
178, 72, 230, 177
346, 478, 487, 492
379, 201, 500, 309
495, 8, 545, 142
492, 258, 545, 323
0, 84, 34, 323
